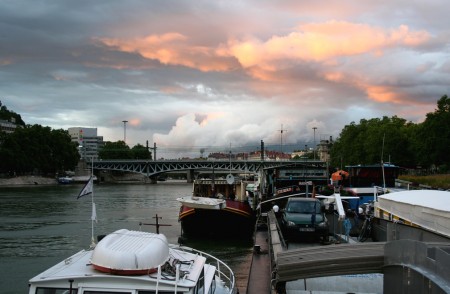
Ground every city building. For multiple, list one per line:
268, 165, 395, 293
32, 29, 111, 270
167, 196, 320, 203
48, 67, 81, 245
0, 118, 20, 134
68, 127, 104, 161
317, 137, 332, 163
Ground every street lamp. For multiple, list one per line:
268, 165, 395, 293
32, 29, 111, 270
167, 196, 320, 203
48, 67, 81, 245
122, 120, 128, 143
305, 144, 308, 161
312, 127, 317, 160
279, 124, 287, 159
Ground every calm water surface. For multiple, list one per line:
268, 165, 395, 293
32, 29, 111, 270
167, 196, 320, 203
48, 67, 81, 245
0, 181, 252, 293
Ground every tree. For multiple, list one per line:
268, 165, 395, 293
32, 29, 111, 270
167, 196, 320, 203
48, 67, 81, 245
0, 101, 26, 126
49, 128, 80, 173
329, 116, 416, 169
98, 141, 133, 159
416, 95, 450, 171
0, 124, 79, 175
131, 144, 151, 159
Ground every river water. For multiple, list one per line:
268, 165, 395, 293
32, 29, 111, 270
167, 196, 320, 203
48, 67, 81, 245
0, 181, 253, 293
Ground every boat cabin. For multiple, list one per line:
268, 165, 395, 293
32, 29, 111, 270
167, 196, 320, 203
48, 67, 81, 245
345, 163, 400, 188
262, 162, 328, 200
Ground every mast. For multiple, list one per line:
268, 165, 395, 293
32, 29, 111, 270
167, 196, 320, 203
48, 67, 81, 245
90, 157, 96, 247
381, 133, 386, 189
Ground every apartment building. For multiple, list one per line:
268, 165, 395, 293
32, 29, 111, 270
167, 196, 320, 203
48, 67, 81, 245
68, 127, 104, 161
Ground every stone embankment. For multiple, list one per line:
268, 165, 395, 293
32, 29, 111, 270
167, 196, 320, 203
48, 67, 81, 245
0, 173, 147, 186
0, 176, 57, 186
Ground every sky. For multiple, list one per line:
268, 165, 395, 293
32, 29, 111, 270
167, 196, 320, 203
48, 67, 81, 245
1, 0, 449, 158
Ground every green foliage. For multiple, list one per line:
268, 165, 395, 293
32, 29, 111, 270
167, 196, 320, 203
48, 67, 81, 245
415, 95, 450, 169
330, 116, 413, 167
330, 116, 416, 167
99, 141, 152, 160
0, 124, 79, 175
131, 143, 151, 159
330, 95, 450, 170
99, 141, 132, 159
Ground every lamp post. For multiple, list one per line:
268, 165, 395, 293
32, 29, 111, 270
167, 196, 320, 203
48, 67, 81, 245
122, 120, 128, 143
312, 127, 317, 160
279, 124, 287, 159
305, 144, 308, 162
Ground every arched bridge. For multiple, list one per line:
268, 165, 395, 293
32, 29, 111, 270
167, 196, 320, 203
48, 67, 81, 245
91, 160, 326, 178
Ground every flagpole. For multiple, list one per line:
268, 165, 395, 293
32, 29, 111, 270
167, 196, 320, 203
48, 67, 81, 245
76, 158, 96, 248
90, 157, 96, 248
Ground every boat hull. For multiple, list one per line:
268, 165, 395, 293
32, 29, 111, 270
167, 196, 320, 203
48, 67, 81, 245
179, 199, 255, 238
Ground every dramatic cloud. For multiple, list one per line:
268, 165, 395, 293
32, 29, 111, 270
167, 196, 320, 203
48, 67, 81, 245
1, 1, 448, 158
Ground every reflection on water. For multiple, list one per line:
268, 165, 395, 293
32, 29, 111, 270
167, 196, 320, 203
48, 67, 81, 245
0, 182, 252, 293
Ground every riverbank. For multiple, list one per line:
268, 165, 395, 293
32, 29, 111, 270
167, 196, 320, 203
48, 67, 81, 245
0, 176, 57, 186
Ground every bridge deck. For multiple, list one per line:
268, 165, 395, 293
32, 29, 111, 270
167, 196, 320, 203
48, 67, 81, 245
276, 242, 385, 282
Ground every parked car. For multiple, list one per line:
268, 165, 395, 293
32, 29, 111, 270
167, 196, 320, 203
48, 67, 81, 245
280, 197, 329, 242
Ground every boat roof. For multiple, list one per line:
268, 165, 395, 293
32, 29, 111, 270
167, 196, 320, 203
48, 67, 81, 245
376, 190, 450, 237
378, 190, 450, 212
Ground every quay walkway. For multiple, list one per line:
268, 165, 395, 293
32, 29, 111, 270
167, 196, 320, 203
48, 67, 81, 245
246, 211, 450, 294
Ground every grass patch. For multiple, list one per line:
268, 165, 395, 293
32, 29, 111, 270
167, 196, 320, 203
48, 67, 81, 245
398, 174, 450, 190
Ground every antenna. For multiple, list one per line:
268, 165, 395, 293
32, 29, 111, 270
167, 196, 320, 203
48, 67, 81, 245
381, 133, 386, 189
312, 127, 317, 160
226, 143, 234, 184
278, 124, 287, 155
139, 214, 171, 234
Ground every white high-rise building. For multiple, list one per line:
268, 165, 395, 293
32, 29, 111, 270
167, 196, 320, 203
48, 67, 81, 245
68, 127, 104, 161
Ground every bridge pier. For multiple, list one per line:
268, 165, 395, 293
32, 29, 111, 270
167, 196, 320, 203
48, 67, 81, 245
187, 170, 194, 183
384, 240, 450, 293
147, 176, 157, 184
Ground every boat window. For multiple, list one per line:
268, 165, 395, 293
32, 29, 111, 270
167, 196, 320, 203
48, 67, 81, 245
138, 290, 184, 294
287, 201, 319, 213
36, 288, 77, 294
83, 292, 131, 294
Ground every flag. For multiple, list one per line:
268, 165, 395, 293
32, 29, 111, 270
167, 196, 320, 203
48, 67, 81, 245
77, 177, 93, 199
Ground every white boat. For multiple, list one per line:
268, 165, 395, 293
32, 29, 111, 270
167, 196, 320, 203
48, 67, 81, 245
177, 196, 227, 210
28, 229, 236, 294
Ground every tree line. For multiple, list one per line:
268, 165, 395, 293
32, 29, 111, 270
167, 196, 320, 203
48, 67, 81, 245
329, 95, 450, 173
0, 102, 151, 176
98, 141, 151, 160
0, 123, 80, 176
